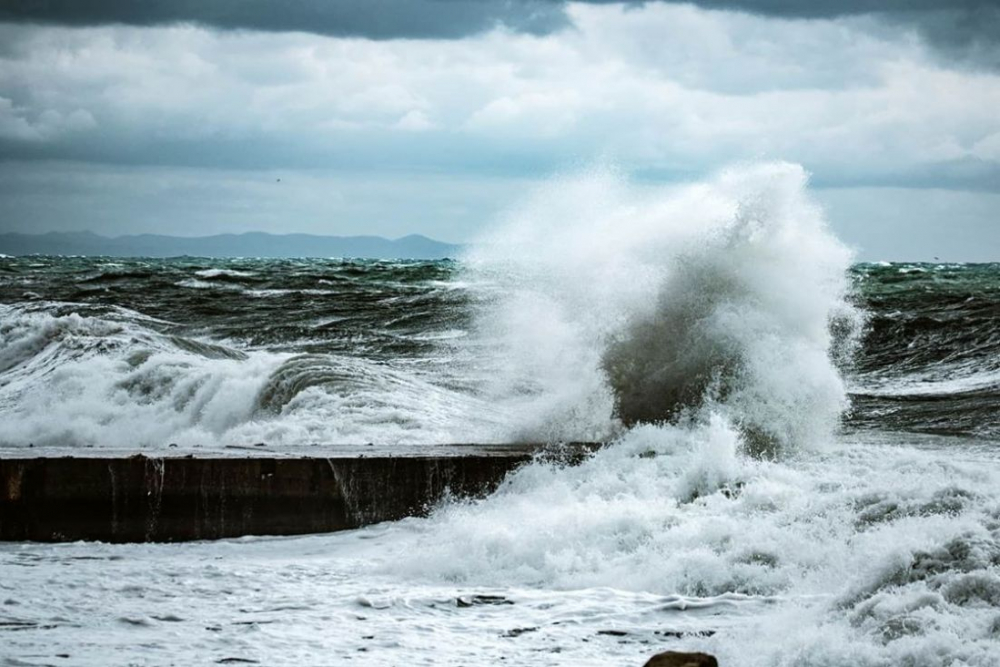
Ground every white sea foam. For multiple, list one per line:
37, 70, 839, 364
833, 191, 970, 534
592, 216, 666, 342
194, 268, 256, 278
244, 288, 331, 298
0, 304, 496, 448
856, 367, 1000, 397
2, 435, 997, 666
355, 427, 1000, 666
0, 303, 282, 448
175, 278, 217, 289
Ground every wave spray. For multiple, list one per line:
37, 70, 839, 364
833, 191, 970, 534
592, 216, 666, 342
464, 161, 859, 454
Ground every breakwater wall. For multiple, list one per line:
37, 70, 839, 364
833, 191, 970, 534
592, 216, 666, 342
0, 444, 599, 543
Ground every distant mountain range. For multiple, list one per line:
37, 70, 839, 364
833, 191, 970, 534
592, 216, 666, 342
0, 231, 462, 259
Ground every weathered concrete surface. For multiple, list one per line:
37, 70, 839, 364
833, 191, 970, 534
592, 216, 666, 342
0, 444, 600, 543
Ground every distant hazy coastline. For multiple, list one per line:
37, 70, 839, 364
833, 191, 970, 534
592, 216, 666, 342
0, 231, 461, 259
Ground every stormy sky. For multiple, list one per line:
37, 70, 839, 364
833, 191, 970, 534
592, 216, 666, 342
0, 0, 998, 260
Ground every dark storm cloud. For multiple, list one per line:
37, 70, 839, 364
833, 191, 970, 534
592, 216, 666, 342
675, 0, 992, 16
687, 0, 1000, 69
0, 0, 569, 39
895, 6, 1000, 69
2, 0, 998, 67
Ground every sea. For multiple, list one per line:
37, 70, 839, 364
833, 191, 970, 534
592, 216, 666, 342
1, 163, 998, 666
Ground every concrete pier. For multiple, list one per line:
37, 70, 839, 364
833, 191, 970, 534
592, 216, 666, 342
0, 444, 600, 543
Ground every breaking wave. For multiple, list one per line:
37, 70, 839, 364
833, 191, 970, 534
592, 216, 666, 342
464, 161, 859, 453
0, 303, 489, 449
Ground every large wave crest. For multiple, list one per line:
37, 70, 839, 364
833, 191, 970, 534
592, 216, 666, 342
463, 161, 860, 454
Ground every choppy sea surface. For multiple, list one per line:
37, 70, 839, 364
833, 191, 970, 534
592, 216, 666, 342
2, 164, 999, 666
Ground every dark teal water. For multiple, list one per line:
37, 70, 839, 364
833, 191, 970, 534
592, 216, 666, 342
849, 262, 1000, 438
1, 256, 998, 443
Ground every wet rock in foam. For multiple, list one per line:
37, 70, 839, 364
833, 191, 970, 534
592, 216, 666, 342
643, 651, 719, 667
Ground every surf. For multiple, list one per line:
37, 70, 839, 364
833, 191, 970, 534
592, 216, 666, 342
462, 161, 860, 454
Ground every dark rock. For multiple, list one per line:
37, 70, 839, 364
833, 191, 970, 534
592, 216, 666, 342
502, 627, 538, 637
457, 594, 514, 607
654, 630, 716, 639
643, 651, 719, 667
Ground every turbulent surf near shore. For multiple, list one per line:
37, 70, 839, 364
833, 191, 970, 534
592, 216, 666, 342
2, 163, 999, 666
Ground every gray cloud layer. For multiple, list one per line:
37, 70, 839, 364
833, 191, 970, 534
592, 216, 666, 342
0, 0, 569, 39
3, 0, 998, 69
2, 3, 998, 190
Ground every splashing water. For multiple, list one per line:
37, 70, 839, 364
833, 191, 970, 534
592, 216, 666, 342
464, 161, 860, 454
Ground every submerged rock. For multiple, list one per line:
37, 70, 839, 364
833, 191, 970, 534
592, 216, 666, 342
643, 651, 719, 667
